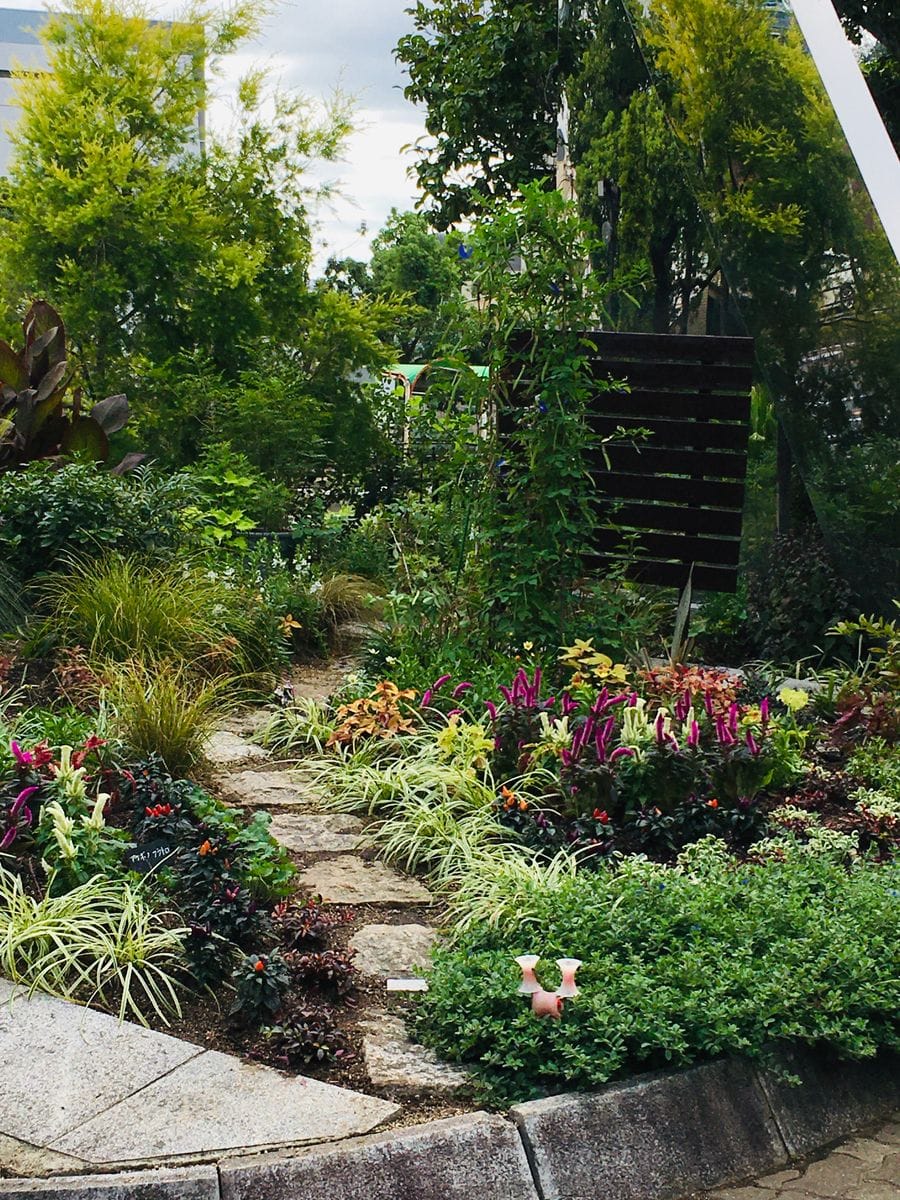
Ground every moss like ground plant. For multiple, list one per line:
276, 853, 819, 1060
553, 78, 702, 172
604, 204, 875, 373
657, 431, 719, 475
414, 841, 900, 1103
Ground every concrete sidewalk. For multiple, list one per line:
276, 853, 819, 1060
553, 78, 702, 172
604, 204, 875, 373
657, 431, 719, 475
0, 979, 398, 1172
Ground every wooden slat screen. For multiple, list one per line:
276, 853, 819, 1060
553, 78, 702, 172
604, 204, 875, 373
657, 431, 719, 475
504, 330, 754, 593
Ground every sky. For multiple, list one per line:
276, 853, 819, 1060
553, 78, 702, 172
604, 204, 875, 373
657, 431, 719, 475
1, 0, 429, 272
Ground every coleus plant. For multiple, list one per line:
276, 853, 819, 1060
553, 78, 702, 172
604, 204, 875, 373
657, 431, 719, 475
0, 300, 137, 470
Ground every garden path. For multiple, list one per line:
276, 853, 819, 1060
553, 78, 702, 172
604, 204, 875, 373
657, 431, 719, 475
703, 1115, 900, 1200
207, 659, 470, 1103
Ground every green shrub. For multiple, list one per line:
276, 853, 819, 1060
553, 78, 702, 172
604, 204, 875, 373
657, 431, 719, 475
0, 463, 198, 580
746, 529, 856, 664
414, 844, 900, 1103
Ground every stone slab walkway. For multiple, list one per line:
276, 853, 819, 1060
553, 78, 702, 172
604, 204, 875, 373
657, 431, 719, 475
705, 1114, 900, 1200
0, 979, 398, 1170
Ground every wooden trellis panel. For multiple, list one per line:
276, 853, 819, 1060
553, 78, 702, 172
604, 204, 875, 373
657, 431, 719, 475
504, 330, 755, 593
584, 332, 753, 591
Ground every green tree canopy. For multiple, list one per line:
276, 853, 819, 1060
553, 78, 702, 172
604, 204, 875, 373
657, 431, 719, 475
0, 0, 351, 394
396, 0, 566, 227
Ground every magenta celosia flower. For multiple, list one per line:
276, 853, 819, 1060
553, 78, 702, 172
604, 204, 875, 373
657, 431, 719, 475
609, 746, 634, 762
485, 700, 498, 722
745, 731, 761, 756
10, 740, 34, 767
687, 720, 700, 749
432, 674, 452, 692
760, 697, 770, 724
451, 682, 473, 699
420, 689, 433, 708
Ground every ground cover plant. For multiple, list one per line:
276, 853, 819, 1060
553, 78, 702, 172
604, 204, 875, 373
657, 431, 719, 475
413, 840, 900, 1103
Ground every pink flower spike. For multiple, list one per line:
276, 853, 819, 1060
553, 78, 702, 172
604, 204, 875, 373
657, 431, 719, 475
10, 741, 34, 767
420, 689, 433, 708
0, 828, 16, 850
704, 693, 714, 718
499, 686, 513, 705
591, 688, 610, 716
432, 674, 452, 692
760, 697, 770, 724
447, 708, 463, 718
609, 746, 634, 762
485, 701, 498, 722
745, 731, 761, 756
452, 681, 473, 698
655, 711, 667, 745
688, 720, 700, 749
561, 693, 578, 716
10, 786, 39, 817
561, 748, 572, 767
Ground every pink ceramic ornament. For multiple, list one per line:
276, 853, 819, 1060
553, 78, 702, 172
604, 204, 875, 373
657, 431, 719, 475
515, 954, 541, 995
531, 988, 564, 1019
556, 958, 582, 998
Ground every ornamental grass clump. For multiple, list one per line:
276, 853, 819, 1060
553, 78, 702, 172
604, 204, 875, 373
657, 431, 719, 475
0, 864, 187, 1025
39, 552, 283, 684
414, 841, 900, 1104
106, 659, 235, 777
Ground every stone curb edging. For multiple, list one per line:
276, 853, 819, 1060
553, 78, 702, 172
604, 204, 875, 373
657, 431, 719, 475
2, 1049, 897, 1200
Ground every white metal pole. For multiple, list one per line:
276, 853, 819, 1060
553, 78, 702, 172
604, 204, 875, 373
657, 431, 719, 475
790, 0, 900, 264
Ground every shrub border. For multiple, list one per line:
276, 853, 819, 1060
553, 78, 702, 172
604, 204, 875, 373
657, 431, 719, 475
1, 1048, 897, 1199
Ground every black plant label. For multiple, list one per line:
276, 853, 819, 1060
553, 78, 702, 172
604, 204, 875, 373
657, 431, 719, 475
125, 838, 176, 875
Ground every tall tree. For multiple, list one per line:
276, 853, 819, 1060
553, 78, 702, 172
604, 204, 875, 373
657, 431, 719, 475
396, 0, 566, 227
0, 0, 351, 394
368, 209, 462, 359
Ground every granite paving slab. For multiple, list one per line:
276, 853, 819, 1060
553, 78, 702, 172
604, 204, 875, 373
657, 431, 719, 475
350, 924, 436, 978
0, 980, 203, 1145
267, 812, 367, 854
361, 1014, 471, 1098
297, 857, 433, 905
205, 731, 268, 766
215, 769, 324, 809
48, 1049, 400, 1165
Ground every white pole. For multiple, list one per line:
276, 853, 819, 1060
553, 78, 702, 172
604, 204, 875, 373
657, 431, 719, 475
790, 0, 900, 263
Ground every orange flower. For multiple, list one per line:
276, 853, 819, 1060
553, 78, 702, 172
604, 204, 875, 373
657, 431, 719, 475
198, 839, 212, 856
707, 798, 719, 809
518, 799, 528, 812
501, 786, 517, 810
593, 809, 609, 825
253, 959, 266, 973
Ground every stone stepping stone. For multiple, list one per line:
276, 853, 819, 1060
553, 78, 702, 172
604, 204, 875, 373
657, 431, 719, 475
204, 730, 268, 767
362, 1014, 471, 1099
268, 812, 367, 854
217, 708, 274, 738
350, 924, 436, 978
48, 1049, 399, 1165
215, 768, 323, 809
297, 857, 432, 905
